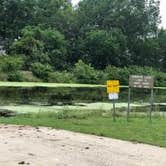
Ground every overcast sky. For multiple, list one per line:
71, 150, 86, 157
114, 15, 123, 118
72, 0, 166, 28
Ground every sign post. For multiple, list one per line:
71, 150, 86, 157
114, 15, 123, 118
113, 100, 116, 122
107, 80, 120, 122
129, 75, 154, 121
150, 88, 154, 122
127, 87, 131, 122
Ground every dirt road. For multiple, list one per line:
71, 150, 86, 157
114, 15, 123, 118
0, 125, 166, 166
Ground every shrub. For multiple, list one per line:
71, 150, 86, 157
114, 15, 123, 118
105, 66, 121, 80
73, 60, 99, 84
154, 71, 166, 87
0, 72, 8, 81
48, 71, 75, 83
10, 26, 68, 70
105, 66, 129, 84
105, 65, 166, 87
7, 72, 23, 82
31, 63, 53, 81
21, 71, 41, 82
0, 56, 24, 73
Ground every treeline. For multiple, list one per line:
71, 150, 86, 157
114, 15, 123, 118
0, 58, 165, 87
0, 0, 165, 84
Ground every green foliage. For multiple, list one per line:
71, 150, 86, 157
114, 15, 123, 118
77, 0, 160, 37
0, 0, 36, 39
154, 72, 166, 87
0, 73, 8, 81
0, 56, 24, 82
130, 37, 161, 67
20, 71, 41, 82
0, 56, 23, 73
73, 60, 99, 84
0, 0, 165, 81
0, 0, 72, 39
31, 63, 53, 81
73, 0, 162, 70
105, 65, 166, 87
48, 71, 75, 83
7, 72, 23, 82
10, 26, 68, 70
34, 0, 73, 36
82, 29, 128, 69
157, 29, 166, 71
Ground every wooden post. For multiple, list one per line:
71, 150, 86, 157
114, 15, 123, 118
127, 87, 131, 122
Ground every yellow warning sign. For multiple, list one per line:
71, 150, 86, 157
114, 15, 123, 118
107, 80, 120, 93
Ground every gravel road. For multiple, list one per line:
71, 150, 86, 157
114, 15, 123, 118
0, 125, 166, 166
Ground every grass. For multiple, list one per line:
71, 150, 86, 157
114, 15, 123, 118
0, 109, 166, 147
0, 81, 105, 88
0, 81, 165, 89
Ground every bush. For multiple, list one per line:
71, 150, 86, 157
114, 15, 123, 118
31, 63, 53, 81
48, 71, 75, 83
105, 65, 166, 87
96, 70, 107, 84
73, 60, 99, 84
105, 66, 129, 84
0, 72, 8, 81
0, 56, 24, 73
154, 71, 166, 87
21, 71, 41, 82
7, 72, 23, 82
0, 55, 24, 82
10, 26, 68, 70
105, 66, 120, 81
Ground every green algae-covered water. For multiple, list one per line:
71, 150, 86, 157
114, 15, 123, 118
0, 86, 165, 113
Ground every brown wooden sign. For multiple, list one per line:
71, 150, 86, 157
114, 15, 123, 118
129, 75, 154, 89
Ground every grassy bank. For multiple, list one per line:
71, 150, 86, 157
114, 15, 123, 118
0, 110, 166, 147
0, 81, 165, 89
0, 82, 105, 88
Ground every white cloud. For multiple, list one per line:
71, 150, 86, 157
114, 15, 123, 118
71, 0, 166, 28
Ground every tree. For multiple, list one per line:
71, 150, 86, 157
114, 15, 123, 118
82, 29, 128, 69
74, 0, 160, 67
10, 26, 68, 70
76, 0, 160, 37
0, 0, 163, 74
0, 0, 36, 39
130, 37, 159, 67
0, 0, 73, 41
157, 29, 166, 71
35, 0, 73, 36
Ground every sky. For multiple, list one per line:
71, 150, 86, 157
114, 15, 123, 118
160, 0, 166, 28
72, 0, 80, 6
72, 0, 166, 28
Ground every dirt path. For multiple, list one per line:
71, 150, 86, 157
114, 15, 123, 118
0, 125, 166, 166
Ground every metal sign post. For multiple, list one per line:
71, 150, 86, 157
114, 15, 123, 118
107, 80, 120, 122
109, 93, 119, 121
150, 88, 154, 122
127, 87, 131, 122
113, 99, 116, 122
